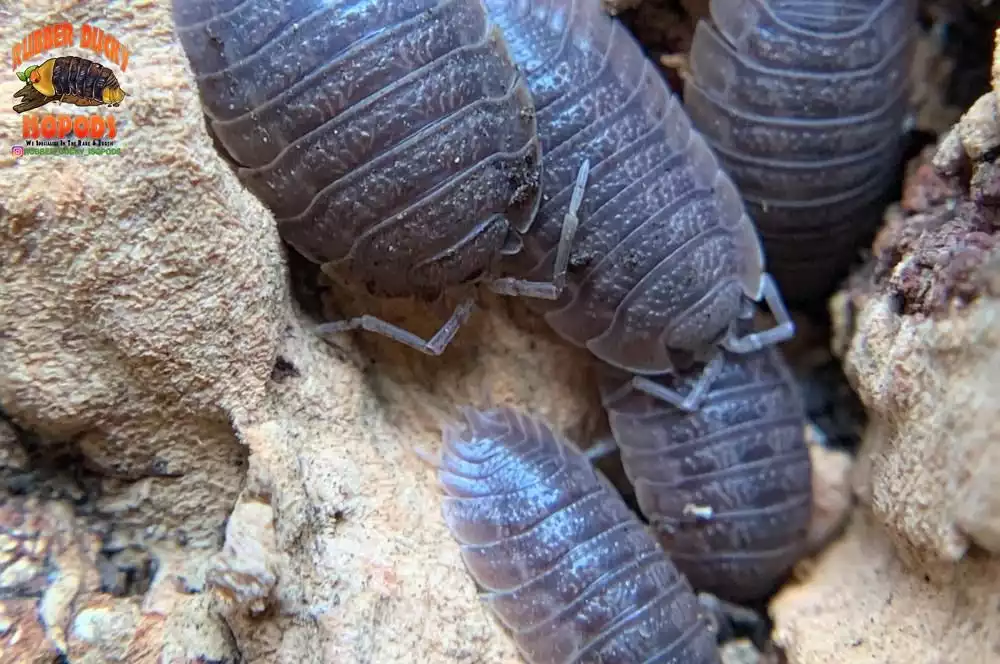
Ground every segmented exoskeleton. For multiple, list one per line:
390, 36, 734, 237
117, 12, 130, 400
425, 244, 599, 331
599, 346, 812, 603
683, 0, 918, 303
172, 0, 585, 356
482, 0, 795, 410
13, 56, 127, 113
436, 407, 721, 664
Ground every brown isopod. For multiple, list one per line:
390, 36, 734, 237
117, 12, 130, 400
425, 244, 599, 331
13, 56, 127, 113
597, 345, 813, 603
432, 407, 721, 664
171, 0, 587, 355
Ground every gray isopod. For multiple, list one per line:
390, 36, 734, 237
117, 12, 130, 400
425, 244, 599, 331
683, 0, 917, 303
171, 0, 587, 355
485, 0, 795, 410
598, 346, 813, 603
436, 407, 721, 664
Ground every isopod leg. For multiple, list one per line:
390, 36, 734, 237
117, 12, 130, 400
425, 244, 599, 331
722, 274, 796, 354
315, 297, 476, 356
628, 350, 726, 412
548, 158, 590, 294
697, 592, 769, 651
582, 436, 619, 462
412, 445, 442, 471
412, 403, 466, 472
488, 159, 590, 300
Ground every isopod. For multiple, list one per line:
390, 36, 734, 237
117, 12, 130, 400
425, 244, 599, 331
436, 407, 720, 664
485, 0, 795, 407
599, 346, 812, 603
13, 56, 127, 113
683, 0, 918, 303
171, 0, 585, 355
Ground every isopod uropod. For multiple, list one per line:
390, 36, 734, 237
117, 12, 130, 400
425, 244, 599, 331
172, 0, 585, 355
436, 407, 721, 664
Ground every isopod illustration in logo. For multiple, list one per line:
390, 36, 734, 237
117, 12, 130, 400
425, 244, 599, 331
13, 56, 126, 113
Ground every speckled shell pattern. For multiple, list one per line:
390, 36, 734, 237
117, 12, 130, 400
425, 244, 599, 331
485, 0, 767, 375
600, 348, 812, 603
438, 408, 720, 664
50, 57, 121, 101
684, 0, 917, 303
172, 0, 543, 299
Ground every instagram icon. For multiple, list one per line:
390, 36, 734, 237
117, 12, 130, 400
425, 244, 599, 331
11, 145, 24, 158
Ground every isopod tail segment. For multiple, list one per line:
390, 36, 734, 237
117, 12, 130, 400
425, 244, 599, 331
599, 292, 791, 412
593, 167, 796, 414
630, 241, 798, 413
314, 159, 590, 356
594, 275, 792, 414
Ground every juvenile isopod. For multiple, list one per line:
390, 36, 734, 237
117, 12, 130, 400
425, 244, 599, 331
435, 407, 721, 664
683, 0, 918, 303
598, 345, 812, 603
171, 0, 586, 355
13, 56, 127, 113
482, 0, 795, 409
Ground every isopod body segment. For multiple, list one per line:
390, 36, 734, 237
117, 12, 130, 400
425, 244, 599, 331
437, 407, 721, 664
683, 0, 918, 303
600, 346, 813, 603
